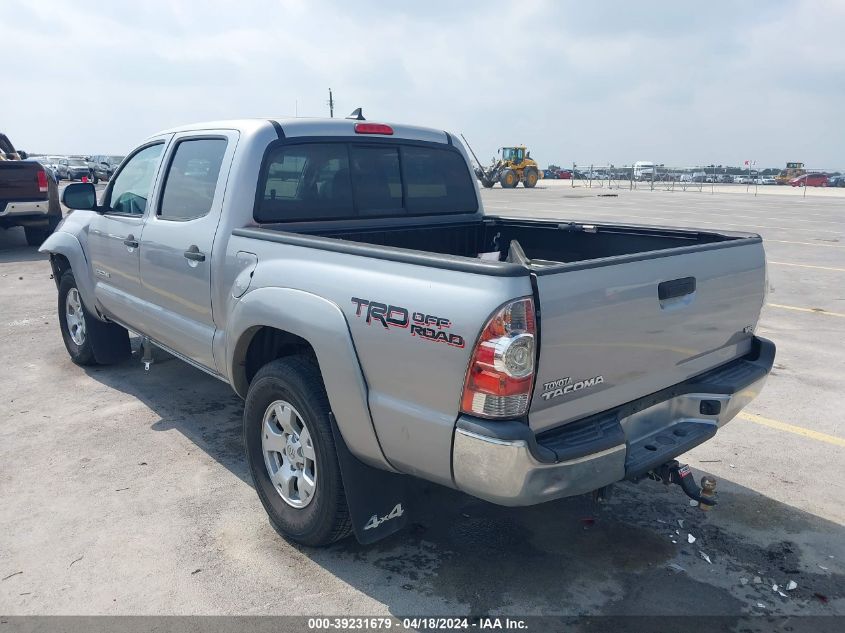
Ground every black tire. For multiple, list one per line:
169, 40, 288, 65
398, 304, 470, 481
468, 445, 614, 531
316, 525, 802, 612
481, 178, 495, 189
24, 226, 49, 247
57, 271, 130, 366
244, 356, 351, 547
93, 175, 99, 184
58, 271, 97, 365
24, 216, 60, 247
523, 169, 539, 188
499, 168, 518, 188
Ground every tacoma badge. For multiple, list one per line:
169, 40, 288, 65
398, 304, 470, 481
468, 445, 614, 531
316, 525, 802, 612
541, 375, 605, 401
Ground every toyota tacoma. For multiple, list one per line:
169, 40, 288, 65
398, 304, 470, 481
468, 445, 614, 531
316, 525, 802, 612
40, 116, 775, 545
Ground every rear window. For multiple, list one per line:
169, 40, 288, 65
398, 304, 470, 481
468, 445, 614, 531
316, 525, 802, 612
255, 141, 477, 223
403, 146, 479, 215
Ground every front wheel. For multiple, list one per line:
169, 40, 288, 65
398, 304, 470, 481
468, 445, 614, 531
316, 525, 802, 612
523, 169, 539, 188
244, 356, 351, 547
58, 272, 96, 365
57, 271, 130, 365
499, 168, 518, 188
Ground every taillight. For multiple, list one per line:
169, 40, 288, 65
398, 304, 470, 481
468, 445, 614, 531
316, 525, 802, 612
37, 170, 48, 193
461, 297, 536, 419
354, 123, 394, 135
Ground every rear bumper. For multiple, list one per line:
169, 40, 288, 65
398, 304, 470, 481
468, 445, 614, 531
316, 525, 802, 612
0, 199, 51, 217
452, 336, 775, 506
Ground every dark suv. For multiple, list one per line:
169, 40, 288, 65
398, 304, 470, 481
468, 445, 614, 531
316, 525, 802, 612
57, 158, 92, 181
88, 155, 124, 184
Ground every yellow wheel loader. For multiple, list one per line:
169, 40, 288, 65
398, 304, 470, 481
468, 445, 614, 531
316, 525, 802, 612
461, 135, 540, 189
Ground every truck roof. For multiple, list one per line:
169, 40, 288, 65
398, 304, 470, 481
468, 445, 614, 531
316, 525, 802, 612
151, 118, 452, 146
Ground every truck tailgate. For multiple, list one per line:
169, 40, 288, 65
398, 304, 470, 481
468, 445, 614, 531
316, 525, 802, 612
529, 239, 765, 433
0, 162, 43, 202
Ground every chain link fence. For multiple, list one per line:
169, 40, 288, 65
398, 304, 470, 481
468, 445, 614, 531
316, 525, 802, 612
559, 164, 844, 197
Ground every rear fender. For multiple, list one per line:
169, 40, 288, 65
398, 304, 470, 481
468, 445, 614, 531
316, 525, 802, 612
227, 286, 394, 472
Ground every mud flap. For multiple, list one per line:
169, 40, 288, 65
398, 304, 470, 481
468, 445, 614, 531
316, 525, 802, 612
90, 319, 131, 364
330, 414, 409, 544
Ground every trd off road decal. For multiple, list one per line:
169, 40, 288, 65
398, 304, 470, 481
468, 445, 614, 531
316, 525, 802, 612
351, 297, 465, 348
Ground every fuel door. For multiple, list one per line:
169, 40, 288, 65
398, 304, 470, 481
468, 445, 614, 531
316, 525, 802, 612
232, 251, 258, 298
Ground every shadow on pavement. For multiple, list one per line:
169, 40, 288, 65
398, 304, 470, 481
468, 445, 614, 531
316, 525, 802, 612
0, 227, 49, 263
83, 340, 845, 617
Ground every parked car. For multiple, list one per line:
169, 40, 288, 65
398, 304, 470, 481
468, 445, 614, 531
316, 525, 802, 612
57, 157, 93, 181
88, 155, 125, 184
556, 169, 572, 179
43, 156, 63, 180
826, 175, 845, 188
760, 176, 777, 185
790, 173, 828, 187
0, 133, 62, 245
44, 117, 774, 547
542, 169, 558, 179
24, 157, 59, 182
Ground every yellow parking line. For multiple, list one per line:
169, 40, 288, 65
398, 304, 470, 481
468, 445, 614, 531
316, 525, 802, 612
766, 303, 845, 318
768, 261, 845, 273
766, 239, 845, 249
739, 412, 845, 448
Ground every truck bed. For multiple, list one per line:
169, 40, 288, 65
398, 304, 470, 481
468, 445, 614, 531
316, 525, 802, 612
307, 215, 749, 270
243, 215, 765, 434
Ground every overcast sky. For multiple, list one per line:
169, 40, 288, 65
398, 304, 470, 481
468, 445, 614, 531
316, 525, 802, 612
2, 0, 843, 168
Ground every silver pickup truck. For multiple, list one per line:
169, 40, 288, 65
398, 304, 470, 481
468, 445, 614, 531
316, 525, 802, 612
41, 117, 775, 546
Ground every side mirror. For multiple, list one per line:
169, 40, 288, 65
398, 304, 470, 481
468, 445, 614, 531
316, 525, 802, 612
62, 182, 98, 211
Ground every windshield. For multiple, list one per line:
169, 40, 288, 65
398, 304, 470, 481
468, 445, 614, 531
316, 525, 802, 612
68, 158, 87, 166
501, 147, 523, 162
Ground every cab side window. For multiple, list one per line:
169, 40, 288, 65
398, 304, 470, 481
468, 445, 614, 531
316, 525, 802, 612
158, 138, 228, 221
106, 143, 164, 215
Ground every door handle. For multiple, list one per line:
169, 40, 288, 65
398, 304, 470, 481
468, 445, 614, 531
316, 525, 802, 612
658, 277, 696, 300
123, 234, 139, 249
183, 245, 206, 262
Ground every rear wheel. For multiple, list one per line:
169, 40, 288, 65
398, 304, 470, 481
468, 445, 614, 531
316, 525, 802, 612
500, 169, 518, 188
24, 226, 49, 247
244, 356, 351, 547
523, 169, 539, 188
24, 216, 60, 247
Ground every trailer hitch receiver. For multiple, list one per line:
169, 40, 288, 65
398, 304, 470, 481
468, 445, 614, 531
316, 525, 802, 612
648, 460, 716, 508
